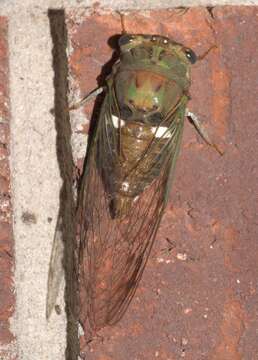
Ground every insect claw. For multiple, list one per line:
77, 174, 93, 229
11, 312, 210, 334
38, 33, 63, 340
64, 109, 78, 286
206, 6, 215, 20
197, 44, 217, 61
116, 11, 127, 34
186, 109, 223, 156
175, 7, 189, 16
211, 143, 224, 156
201, 134, 224, 156
68, 87, 104, 111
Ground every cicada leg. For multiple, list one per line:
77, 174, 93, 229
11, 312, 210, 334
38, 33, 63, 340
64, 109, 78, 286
69, 86, 104, 110
175, 6, 189, 16
197, 44, 217, 61
186, 109, 224, 155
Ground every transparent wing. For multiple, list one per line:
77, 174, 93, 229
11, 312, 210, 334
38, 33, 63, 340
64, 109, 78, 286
46, 215, 64, 319
78, 91, 186, 331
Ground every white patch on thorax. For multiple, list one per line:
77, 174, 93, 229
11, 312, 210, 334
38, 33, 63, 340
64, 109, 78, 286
151, 126, 172, 138
111, 114, 171, 139
111, 115, 125, 128
121, 181, 129, 191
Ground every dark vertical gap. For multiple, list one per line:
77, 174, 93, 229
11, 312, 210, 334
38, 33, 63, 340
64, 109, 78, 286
48, 10, 79, 359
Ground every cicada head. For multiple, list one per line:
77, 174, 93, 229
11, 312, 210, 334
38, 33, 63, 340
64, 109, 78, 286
118, 34, 196, 66
112, 34, 196, 126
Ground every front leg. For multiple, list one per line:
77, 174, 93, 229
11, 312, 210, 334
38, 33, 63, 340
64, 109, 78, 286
186, 109, 223, 155
69, 86, 105, 110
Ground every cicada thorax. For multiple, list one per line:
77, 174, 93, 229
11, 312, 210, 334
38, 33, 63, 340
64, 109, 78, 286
102, 35, 193, 218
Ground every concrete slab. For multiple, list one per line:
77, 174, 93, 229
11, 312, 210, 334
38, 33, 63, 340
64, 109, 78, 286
7, 7, 67, 360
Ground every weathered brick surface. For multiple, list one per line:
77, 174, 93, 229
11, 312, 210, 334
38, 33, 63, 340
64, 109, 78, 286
0, 17, 16, 359
67, 7, 258, 359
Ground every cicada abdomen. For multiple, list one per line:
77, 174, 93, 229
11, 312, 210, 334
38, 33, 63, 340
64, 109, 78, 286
78, 34, 196, 332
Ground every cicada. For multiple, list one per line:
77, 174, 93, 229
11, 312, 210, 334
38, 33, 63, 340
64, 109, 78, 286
77, 33, 208, 332
47, 30, 219, 333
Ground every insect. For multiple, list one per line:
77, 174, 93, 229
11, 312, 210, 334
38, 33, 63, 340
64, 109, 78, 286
75, 32, 220, 333
46, 24, 220, 334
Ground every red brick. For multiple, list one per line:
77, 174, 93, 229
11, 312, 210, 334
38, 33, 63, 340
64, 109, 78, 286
67, 7, 258, 359
0, 17, 15, 356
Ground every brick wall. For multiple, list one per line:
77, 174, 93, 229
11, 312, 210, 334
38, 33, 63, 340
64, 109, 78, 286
67, 7, 258, 359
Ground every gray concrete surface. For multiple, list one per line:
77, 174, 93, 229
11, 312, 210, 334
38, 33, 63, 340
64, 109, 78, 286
1, 4, 67, 360
0, 1, 257, 360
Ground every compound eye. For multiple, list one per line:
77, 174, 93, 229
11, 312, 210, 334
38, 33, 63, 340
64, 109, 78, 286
119, 34, 134, 46
184, 48, 197, 64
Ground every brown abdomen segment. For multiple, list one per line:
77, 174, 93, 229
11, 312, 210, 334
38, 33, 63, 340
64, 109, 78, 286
110, 121, 170, 218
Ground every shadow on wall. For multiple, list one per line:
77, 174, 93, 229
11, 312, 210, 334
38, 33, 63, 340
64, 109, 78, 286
48, 9, 78, 360
47, 10, 123, 358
